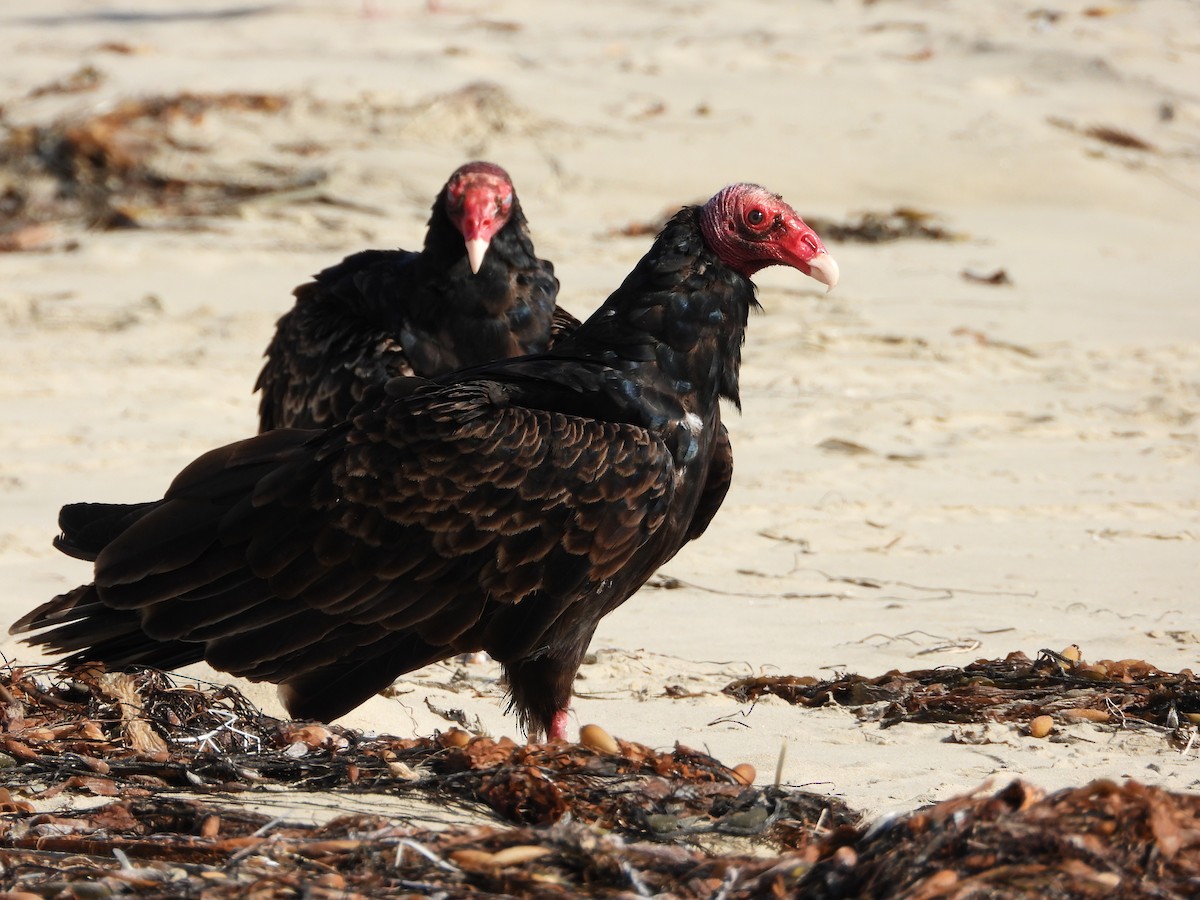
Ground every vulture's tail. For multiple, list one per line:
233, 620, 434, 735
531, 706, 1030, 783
54, 501, 161, 562
9, 582, 205, 670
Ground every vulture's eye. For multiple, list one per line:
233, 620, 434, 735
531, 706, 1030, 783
746, 208, 765, 226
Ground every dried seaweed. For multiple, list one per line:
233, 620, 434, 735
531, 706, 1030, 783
4, 662, 1200, 895
27, 64, 105, 99
0, 91, 320, 236
0, 795, 830, 898
724, 649, 1200, 744
4, 773, 1199, 897
800, 779, 1200, 899
0, 663, 849, 850
1048, 116, 1160, 153
805, 207, 963, 243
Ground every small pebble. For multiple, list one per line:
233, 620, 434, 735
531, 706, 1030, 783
579, 724, 619, 754
731, 763, 756, 785
1029, 715, 1054, 738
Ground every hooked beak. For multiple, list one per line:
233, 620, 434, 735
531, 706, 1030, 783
464, 237, 489, 275
806, 253, 840, 291
779, 212, 839, 291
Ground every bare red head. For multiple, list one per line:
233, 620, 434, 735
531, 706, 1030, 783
444, 161, 516, 274
699, 184, 839, 288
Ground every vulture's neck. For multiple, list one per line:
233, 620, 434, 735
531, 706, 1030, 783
572, 206, 756, 412
421, 202, 534, 317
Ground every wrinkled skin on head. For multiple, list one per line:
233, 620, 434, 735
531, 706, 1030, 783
443, 161, 516, 274
699, 183, 840, 288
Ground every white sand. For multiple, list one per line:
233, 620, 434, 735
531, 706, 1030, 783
1, 0, 1197, 821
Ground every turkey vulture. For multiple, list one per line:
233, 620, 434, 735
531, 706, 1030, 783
255, 160, 568, 432
12, 183, 838, 741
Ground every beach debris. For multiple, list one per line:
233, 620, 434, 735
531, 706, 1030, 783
98, 670, 169, 758
818, 437, 874, 456
578, 723, 619, 754
3, 662, 1200, 894
93, 40, 145, 55
0, 223, 56, 253
0, 793, 826, 897
1048, 116, 1159, 153
1082, 124, 1157, 152
816, 438, 924, 464
806, 207, 962, 243
723, 649, 1200, 747
1028, 714, 1055, 738
951, 326, 1038, 357
0, 662, 848, 845
961, 266, 1012, 286
0, 91, 315, 238
2, 766, 1199, 895
1028, 8, 1064, 26
27, 65, 105, 99
441, 727, 473, 748
797, 779, 1200, 898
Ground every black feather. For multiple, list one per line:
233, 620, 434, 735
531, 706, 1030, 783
254, 164, 564, 431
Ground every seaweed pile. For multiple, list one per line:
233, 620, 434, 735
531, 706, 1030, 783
725, 648, 1200, 748
3, 659, 1200, 897
800, 778, 1200, 899
0, 663, 848, 896
0, 91, 318, 240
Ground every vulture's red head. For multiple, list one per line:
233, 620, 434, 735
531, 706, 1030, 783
699, 184, 839, 288
444, 161, 516, 275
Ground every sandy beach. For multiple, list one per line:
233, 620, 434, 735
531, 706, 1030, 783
1, 0, 1198, 832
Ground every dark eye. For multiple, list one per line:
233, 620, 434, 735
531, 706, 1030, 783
747, 208, 765, 226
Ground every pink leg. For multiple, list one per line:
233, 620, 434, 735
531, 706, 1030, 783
547, 708, 570, 743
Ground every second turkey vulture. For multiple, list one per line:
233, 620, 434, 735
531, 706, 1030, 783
13, 183, 838, 742
255, 160, 567, 432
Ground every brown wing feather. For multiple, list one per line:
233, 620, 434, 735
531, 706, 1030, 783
71, 380, 676, 701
